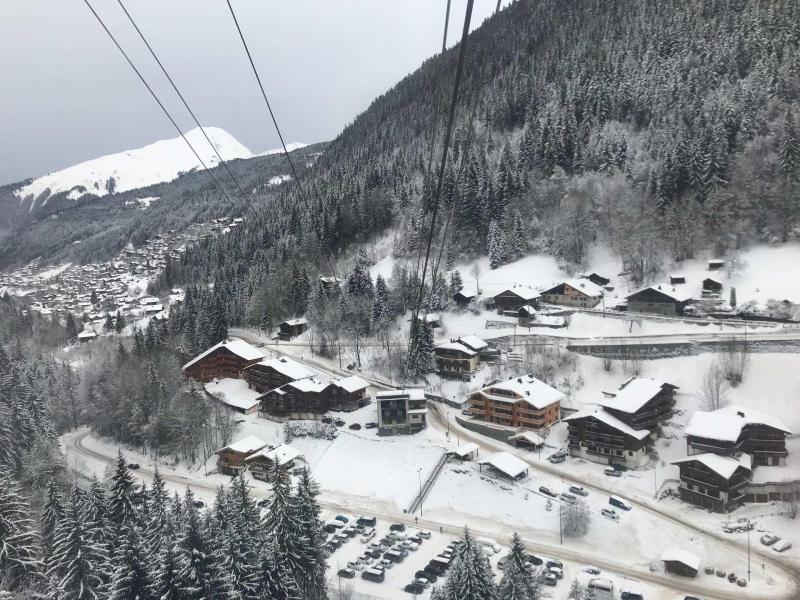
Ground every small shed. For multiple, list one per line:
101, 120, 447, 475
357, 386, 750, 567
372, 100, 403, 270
517, 305, 537, 318
708, 260, 725, 271
582, 273, 610, 287
453, 288, 478, 309
660, 548, 700, 578
477, 451, 529, 480
669, 274, 686, 285
508, 431, 545, 449
702, 277, 722, 292
447, 442, 479, 461
278, 318, 309, 340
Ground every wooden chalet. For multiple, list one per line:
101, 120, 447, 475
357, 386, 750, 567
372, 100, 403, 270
669, 274, 686, 285
245, 444, 303, 480
565, 407, 651, 468
467, 375, 563, 431
278, 318, 309, 341
626, 285, 691, 316
595, 377, 677, 432
540, 279, 603, 308
258, 377, 331, 420
243, 356, 314, 394
329, 375, 370, 411
708, 259, 725, 271
702, 277, 723, 292
433, 341, 479, 379
215, 435, 267, 476
685, 406, 791, 466
672, 453, 752, 513
183, 339, 264, 383
493, 288, 540, 313
452, 285, 478, 309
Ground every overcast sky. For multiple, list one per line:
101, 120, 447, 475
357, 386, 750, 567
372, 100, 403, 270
0, 0, 503, 186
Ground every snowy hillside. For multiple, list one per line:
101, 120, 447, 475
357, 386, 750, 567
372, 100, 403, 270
14, 127, 305, 206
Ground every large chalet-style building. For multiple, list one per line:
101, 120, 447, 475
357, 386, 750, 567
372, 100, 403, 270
565, 406, 651, 468
243, 357, 314, 394
595, 377, 678, 432
245, 444, 304, 481
215, 435, 267, 476
433, 341, 479, 379
493, 288, 540, 313
376, 389, 427, 435
328, 375, 370, 411
183, 339, 264, 383
685, 406, 791, 466
467, 375, 563, 431
626, 285, 692, 316
540, 279, 603, 308
259, 377, 332, 420
671, 405, 792, 513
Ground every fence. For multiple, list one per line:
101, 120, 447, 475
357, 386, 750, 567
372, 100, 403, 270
406, 451, 449, 515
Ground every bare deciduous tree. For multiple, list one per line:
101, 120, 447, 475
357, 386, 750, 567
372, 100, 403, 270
562, 499, 591, 538
720, 336, 749, 387
783, 488, 799, 520
470, 263, 482, 295
701, 362, 727, 410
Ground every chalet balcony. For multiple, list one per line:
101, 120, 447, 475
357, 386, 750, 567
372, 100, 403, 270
680, 474, 721, 494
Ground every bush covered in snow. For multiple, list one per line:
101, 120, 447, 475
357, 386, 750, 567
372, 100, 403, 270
283, 421, 337, 443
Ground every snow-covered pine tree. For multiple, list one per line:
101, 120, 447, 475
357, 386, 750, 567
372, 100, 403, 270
176, 489, 212, 599
439, 527, 497, 600
144, 467, 172, 556
108, 450, 137, 527
779, 111, 799, 182
487, 220, 508, 269
41, 478, 63, 558
449, 270, 463, 297
149, 536, 183, 600
294, 468, 327, 600
371, 274, 390, 327
497, 532, 540, 600
108, 525, 153, 600
511, 211, 526, 258
0, 470, 42, 590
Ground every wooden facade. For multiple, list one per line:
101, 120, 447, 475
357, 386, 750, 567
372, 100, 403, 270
626, 287, 689, 316
278, 319, 309, 341
434, 343, 479, 379
184, 346, 262, 383
688, 423, 789, 466
566, 414, 649, 468
328, 378, 370, 412
674, 457, 750, 513
468, 384, 560, 431
258, 379, 332, 420
493, 289, 540, 313
601, 383, 677, 432
540, 281, 602, 308
243, 358, 312, 394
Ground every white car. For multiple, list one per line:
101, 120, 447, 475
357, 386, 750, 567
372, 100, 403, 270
418, 530, 432, 539
772, 540, 792, 553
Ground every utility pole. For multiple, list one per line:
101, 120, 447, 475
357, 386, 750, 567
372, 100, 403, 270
559, 501, 563, 544
747, 524, 751, 581
417, 467, 424, 517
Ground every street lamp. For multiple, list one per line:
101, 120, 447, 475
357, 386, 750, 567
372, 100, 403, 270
558, 501, 563, 545
417, 467, 424, 517
747, 521, 751, 581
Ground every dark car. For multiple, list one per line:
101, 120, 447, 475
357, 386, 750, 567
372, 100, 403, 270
389, 523, 406, 532
404, 583, 425, 594
425, 564, 445, 577
539, 486, 558, 497
322, 417, 333, 424
365, 422, 378, 429
415, 570, 436, 583
192, 500, 205, 508
128, 463, 140, 470
257, 498, 271, 508
337, 568, 355, 579
334, 419, 346, 427
526, 554, 543, 566
348, 423, 362, 430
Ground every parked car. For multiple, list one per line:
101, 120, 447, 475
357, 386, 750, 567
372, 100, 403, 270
389, 523, 406, 532
559, 492, 577, 504
404, 583, 425, 594
546, 558, 563, 570
337, 568, 355, 579
609, 496, 632, 511
365, 422, 378, 429
415, 569, 435, 583
346, 561, 363, 571
548, 566, 563, 580
407, 535, 423, 545
604, 467, 622, 477
737, 578, 747, 587
349, 423, 362, 430
600, 508, 619, 521
539, 486, 558, 497
584, 566, 601, 575
424, 564, 445, 577
128, 463, 140, 470
548, 454, 566, 464
360, 528, 376, 543
525, 554, 543, 566
773, 540, 793, 552
361, 568, 385, 583
334, 419, 346, 427
334, 515, 350, 523
703, 566, 715, 575
380, 559, 393, 570
403, 541, 419, 552
715, 569, 726, 578
569, 485, 589, 496
418, 529, 431, 539
760, 534, 780, 546
621, 590, 644, 600
543, 573, 558, 586
321, 417, 333, 424
357, 515, 377, 527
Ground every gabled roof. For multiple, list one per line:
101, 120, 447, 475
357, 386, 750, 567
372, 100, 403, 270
281, 317, 308, 327
671, 453, 751, 479
564, 406, 650, 440
508, 431, 545, 446
596, 377, 675, 414
332, 375, 369, 393
478, 451, 528, 478
245, 444, 302, 466
249, 357, 314, 381
182, 338, 264, 371
476, 375, 564, 410
627, 285, 692, 302
660, 548, 701, 571
541, 278, 604, 298
434, 342, 477, 356
458, 335, 488, 351
216, 435, 267, 455
448, 442, 479, 458
686, 405, 792, 442
285, 377, 330, 393
493, 287, 540, 300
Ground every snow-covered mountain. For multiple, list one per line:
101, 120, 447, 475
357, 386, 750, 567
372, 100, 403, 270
15, 127, 306, 206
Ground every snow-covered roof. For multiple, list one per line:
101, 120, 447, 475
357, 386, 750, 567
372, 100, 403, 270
216, 435, 267, 455
627, 284, 693, 302
494, 286, 540, 300
286, 377, 330, 393
183, 338, 264, 371
508, 431, 545, 446
252, 357, 314, 381
332, 375, 369, 393
660, 548, 701, 571
596, 377, 674, 414
671, 453, 751, 479
564, 406, 650, 440
204, 378, 262, 411
449, 442, 479, 458
478, 451, 529, 479
458, 335, 488, 351
686, 405, 791, 442
518, 304, 537, 315
434, 341, 477, 356
281, 317, 308, 327
77, 331, 97, 339
476, 376, 564, 410
245, 444, 303, 466
564, 278, 604, 297
376, 389, 426, 401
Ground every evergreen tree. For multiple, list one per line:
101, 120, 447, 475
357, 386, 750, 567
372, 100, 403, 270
371, 274, 390, 326
449, 270, 464, 297
264, 461, 308, 594
511, 211, 526, 258
780, 111, 799, 181
0, 470, 42, 590
438, 527, 497, 600
41, 478, 64, 558
150, 536, 184, 600
497, 533, 540, 600
487, 220, 508, 269
294, 468, 327, 599
108, 450, 137, 527
108, 525, 153, 600
65, 313, 78, 341
104, 314, 115, 332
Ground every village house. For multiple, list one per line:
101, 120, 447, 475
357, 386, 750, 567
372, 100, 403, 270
671, 453, 752, 513
452, 286, 478, 308
376, 389, 427, 436
243, 356, 314, 394
539, 279, 603, 308
245, 444, 304, 480
581, 272, 610, 287
626, 285, 692, 316
328, 375, 370, 411
258, 377, 332, 421
467, 375, 563, 432
669, 274, 687, 285
278, 318, 309, 340
182, 338, 264, 383
595, 377, 678, 433
433, 341, 479, 379
565, 406, 651, 468
702, 277, 723, 293
493, 287, 540, 313
457, 335, 498, 362
215, 435, 267, 476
